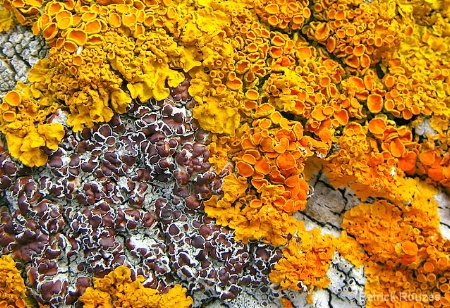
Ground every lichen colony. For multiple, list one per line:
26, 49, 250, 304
0, 0, 449, 307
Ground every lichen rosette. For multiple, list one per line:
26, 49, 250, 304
0, 0, 449, 307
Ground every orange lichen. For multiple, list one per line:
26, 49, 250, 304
269, 228, 336, 303
79, 266, 192, 308
0, 255, 31, 308
341, 179, 449, 307
366, 94, 383, 113
1, 0, 450, 304
279, 298, 294, 308
205, 114, 319, 250
306, 0, 401, 75
367, 117, 387, 135
255, 0, 311, 30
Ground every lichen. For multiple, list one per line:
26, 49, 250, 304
0, 0, 450, 306
79, 266, 193, 308
0, 255, 31, 308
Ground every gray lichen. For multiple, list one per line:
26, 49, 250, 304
0, 25, 48, 96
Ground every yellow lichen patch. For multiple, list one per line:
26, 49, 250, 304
193, 97, 240, 136
1, 0, 42, 26
1, 0, 450, 303
0, 255, 31, 307
79, 266, 192, 308
255, 0, 311, 30
305, 0, 401, 75
0, 82, 63, 167
336, 231, 367, 268
24, 0, 203, 139
0, 7, 15, 32
158, 285, 193, 308
37, 123, 65, 150
207, 135, 232, 174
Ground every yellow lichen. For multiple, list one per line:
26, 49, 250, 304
0, 81, 64, 167
0, 6, 15, 32
79, 266, 192, 308
1, 0, 450, 304
0, 0, 42, 26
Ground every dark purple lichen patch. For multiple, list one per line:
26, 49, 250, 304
0, 79, 284, 307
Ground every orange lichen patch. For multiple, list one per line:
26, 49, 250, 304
245, 89, 259, 100
1, 0, 42, 26
236, 161, 254, 177
108, 12, 121, 27
255, 0, 310, 30
341, 177, 449, 307
79, 266, 193, 308
0, 255, 31, 307
205, 113, 317, 246
344, 55, 359, 69
334, 109, 348, 125
254, 103, 275, 118
226, 77, 243, 91
279, 298, 294, 308
2, 111, 16, 122
66, 29, 87, 45
401, 241, 418, 256
55, 10, 71, 22
297, 47, 313, 60
46, 1, 62, 15
56, 16, 72, 30
42, 22, 58, 40
255, 157, 271, 175
269, 229, 336, 303
398, 151, 417, 174
55, 10, 72, 29
0, 7, 15, 32
324, 121, 410, 201
367, 94, 383, 113
305, 0, 401, 74
265, 4, 279, 14
3, 91, 21, 106
419, 150, 436, 166
276, 152, 295, 170
84, 19, 102, 34
368, 118, 386, 135
347, 76, 365, 91
63, 41, 77, 52
353, 44, 365, 57
389, 138, 405, 158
